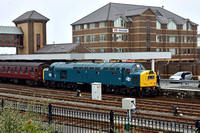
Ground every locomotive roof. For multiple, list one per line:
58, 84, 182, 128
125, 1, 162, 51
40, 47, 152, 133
51, 62, 141, 69
0, 62, 46, 67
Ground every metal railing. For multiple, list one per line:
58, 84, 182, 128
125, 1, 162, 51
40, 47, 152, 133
0, 99, 198, 133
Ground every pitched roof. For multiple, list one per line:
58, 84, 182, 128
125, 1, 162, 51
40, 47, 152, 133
13, 10, 49, 23
0, 26, 23, 34
35, 43, 91, 54
72, 2, 198, 26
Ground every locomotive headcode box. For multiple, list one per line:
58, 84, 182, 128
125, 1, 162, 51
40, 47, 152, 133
122, 98, 136, 110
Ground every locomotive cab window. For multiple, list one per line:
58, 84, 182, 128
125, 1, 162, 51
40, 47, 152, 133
60, 70, 67, 80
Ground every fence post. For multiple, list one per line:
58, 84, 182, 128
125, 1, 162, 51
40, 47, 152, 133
48, 103, 52, 124
1, 98, 4, 108
110, 110, 114, 133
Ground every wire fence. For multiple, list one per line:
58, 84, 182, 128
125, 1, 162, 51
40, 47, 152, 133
0, 99, 197, 133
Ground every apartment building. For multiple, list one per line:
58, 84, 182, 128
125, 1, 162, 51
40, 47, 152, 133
72, 3, 198, 62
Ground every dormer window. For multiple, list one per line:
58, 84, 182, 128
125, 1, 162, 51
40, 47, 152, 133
188, 23, 192, 30
167, 21, 177, 30
183, 23, 187, 30
114, 17, 126, 27
156, 20, 161, 29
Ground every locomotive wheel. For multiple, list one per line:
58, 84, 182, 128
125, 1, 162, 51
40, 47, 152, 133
113, 87, 119, 95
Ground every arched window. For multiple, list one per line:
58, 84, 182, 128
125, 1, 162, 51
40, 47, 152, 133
114, 17, 126, 27
167, 21, 177, 30
156, 20, 161, 29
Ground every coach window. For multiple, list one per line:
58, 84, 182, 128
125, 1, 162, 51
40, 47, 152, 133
30, 68, 34, 74
20, 67, 23, 74
7, 67, 10, 73
3, 67, 5, 72
14, 67, 18, 73
25, 68, 28, 74
35, 69, 37, 73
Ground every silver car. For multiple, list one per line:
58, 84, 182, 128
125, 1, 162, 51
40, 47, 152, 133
169, 71, 193, 81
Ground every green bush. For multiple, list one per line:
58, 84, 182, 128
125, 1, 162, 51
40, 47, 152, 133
0, 101, 55, 133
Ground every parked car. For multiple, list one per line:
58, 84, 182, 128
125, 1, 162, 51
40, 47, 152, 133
169, 71, 193, 82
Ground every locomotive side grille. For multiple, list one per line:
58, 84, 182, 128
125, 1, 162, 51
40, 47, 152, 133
133, 75, 139, 84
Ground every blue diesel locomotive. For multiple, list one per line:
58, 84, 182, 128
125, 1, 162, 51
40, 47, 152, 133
43, 62, 158, 96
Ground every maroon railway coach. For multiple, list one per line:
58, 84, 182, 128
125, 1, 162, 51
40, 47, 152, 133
0, 62, 48, 85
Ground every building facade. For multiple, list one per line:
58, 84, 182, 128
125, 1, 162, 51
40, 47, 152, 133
72, 3, 198, 62
13, 10, 49, 55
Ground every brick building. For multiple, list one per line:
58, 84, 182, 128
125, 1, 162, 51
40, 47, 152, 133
72, 3, 198, 62
13, 10, 49, 55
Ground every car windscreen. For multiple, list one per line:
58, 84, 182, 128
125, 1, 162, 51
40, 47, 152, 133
174, 72, 182, 76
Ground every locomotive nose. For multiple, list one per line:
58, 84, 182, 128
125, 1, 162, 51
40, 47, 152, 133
140, 70, 157, 87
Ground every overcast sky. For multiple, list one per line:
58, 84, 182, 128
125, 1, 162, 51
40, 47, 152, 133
0, 0, 199, 54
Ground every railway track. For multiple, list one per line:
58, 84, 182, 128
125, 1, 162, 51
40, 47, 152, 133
0, 83, 199, 124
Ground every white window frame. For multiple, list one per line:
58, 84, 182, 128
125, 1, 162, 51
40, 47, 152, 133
75, 37, 80, 43
75, 25, 80, 30
188, 23, 192, 30
169, 49, 175, 55
116, 48, 124, 52
184, 36, 187, 42
99, 34, 105, 42
156, 20, 161, 29
89, 23, 95, 29
156, 35, 160, 42
116, 34, 124, 41
99, 22, 105, 28
100, 49, 105, 53
169, 36, 176, 42
84, 24, 87, 29
183, 23, 187, 30
114, 17, 126, 27
167, 21, 177, 30
90, 35, 95, 42
84, 36, 87, 42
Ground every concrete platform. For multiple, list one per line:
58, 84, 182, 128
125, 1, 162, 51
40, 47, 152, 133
160, 80, 200, 99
